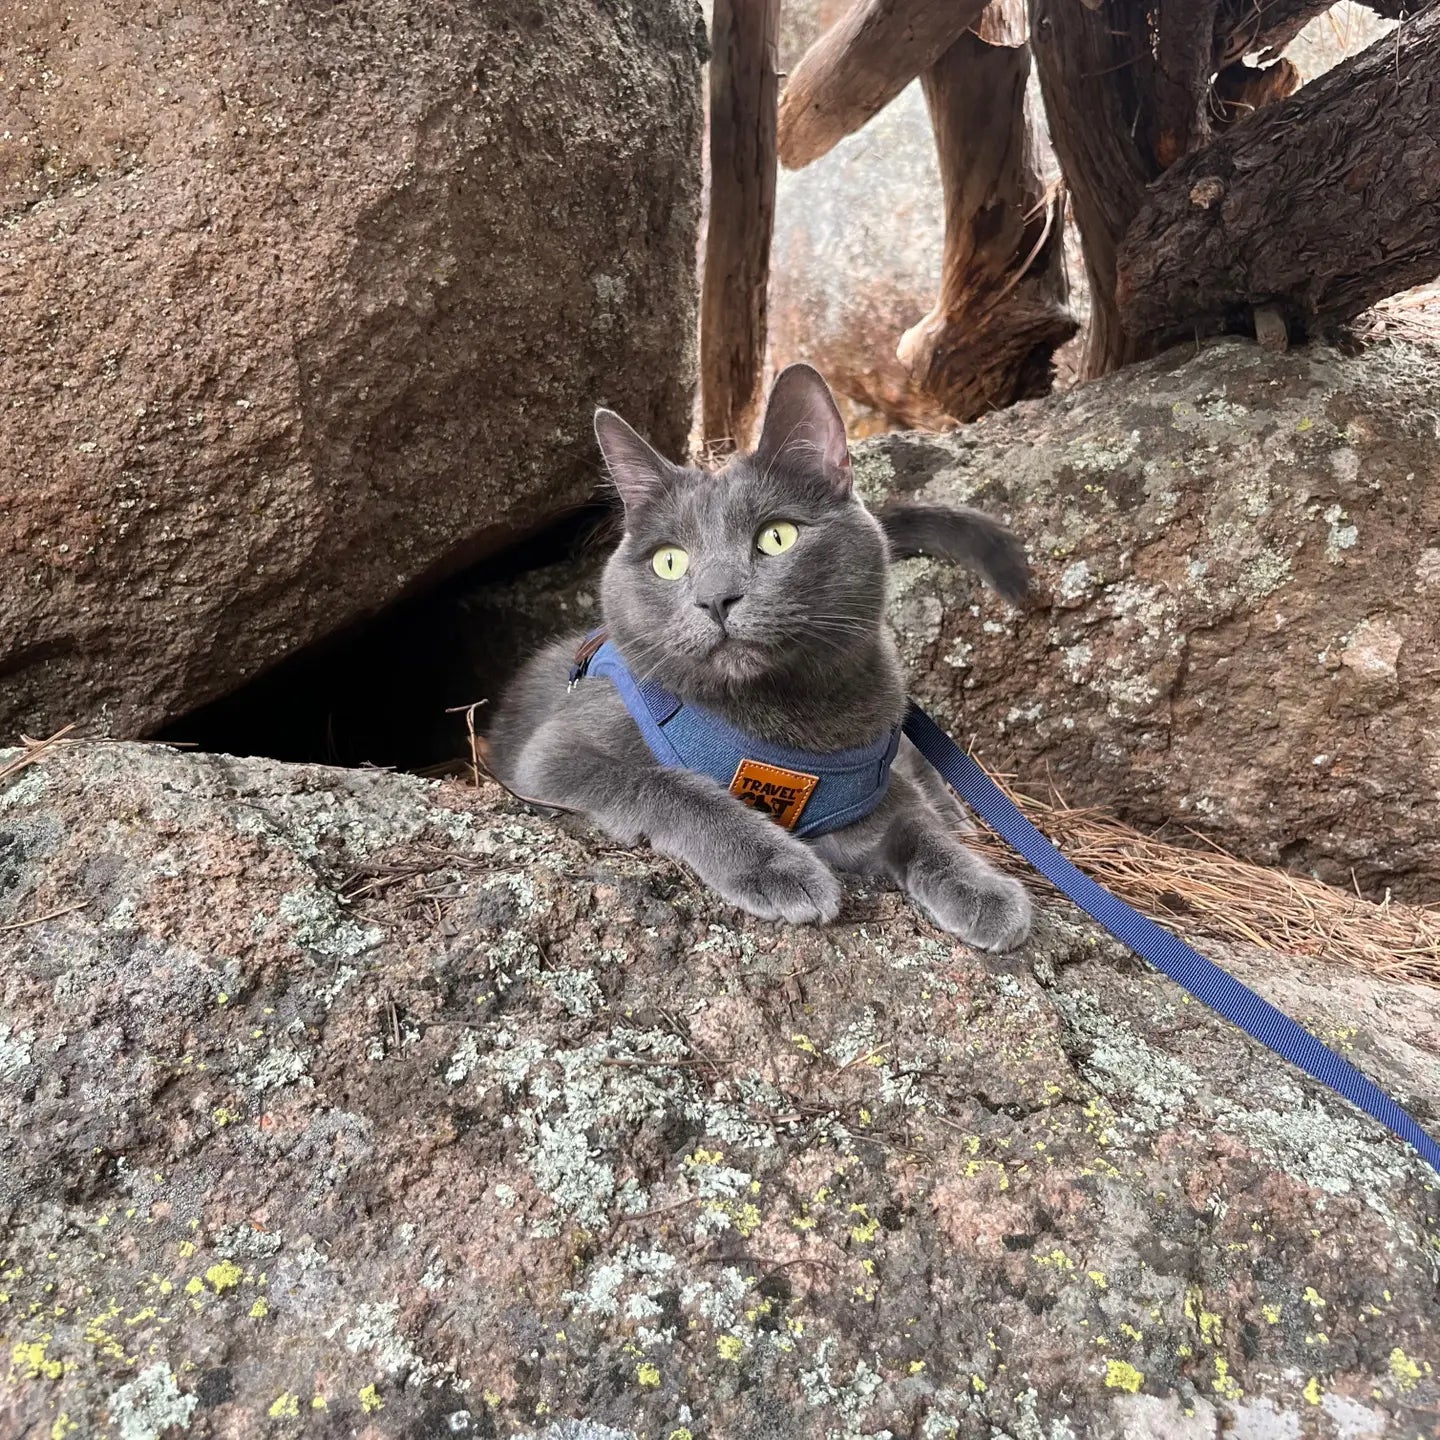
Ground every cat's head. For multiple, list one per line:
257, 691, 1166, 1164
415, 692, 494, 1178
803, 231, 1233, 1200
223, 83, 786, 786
595, 365, 889, 698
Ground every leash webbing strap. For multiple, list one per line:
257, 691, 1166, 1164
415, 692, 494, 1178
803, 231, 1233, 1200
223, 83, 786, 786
902, 703, 1440, 1177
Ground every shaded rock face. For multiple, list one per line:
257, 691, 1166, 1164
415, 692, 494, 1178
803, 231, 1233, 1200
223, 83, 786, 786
1, 741, 1437, 1437
0, 0, 703, 742
857, 340, 1440, 902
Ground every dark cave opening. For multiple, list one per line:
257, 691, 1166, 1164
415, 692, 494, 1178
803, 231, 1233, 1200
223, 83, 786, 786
155, 507, 613, 773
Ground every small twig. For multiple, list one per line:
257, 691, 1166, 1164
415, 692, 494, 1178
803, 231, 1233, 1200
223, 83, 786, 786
601, 1056, 720, 1069
0, 900, 90, 933
1, 724, 78, 787
446, 700, 580, 816
615, 1194, 702, 1227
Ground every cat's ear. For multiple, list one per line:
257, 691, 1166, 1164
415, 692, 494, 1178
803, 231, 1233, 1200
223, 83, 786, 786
754, 363, 851, 497
595, 408, 678, 512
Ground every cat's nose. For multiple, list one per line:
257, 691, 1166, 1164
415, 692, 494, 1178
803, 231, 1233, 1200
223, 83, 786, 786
697, 592, 743, 629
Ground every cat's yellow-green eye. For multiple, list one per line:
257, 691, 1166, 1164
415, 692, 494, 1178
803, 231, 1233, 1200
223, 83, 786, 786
756, 521, 799, 556
652, 545, 690, 580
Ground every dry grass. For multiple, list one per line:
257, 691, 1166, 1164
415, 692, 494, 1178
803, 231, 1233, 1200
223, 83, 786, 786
1357, 283, 1440, 349
0, 724, 77, 787
961, 762, 1440, 990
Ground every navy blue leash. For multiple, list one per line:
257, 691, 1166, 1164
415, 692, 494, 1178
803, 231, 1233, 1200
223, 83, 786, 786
903, 703, 1440, 1177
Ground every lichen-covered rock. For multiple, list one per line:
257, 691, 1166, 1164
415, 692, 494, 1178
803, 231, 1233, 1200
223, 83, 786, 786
859, 339, 1440, 902
2, 742, 1437, 1438
0, 0, 702, 742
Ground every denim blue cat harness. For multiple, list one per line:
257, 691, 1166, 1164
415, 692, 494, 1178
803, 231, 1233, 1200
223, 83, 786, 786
571, 637, 900, 837
571, 634, 1440, 1176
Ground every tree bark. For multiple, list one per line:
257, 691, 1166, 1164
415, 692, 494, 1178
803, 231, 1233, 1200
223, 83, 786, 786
895, 0, 1076, 419
1117, 5, 1440, 342
777, 0, 988, 170
700, 0, 781, 452
1212, 57, 1301, 128
1153, 0, 1223, 168
1028, 0, 1160, 378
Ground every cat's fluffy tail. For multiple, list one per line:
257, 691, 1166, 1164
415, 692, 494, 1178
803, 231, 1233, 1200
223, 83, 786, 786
876, 501, 1029, 604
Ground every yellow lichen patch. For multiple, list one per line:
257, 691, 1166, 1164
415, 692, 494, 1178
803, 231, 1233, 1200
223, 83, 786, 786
709, 1200, 761, 1238
1087, 1271, 1108, 1289
204, 1261, 243, 1293
1389, 1348, 1422, 1392
1303, 1287, 1326, 1309
1184, 1285, 1223, 1345
1212, 1358, 1243, 1401
51, 1413, 77, 1439
1104, 1360, 1144, 1393
908, 1361, 925, 1375
962, 1157, 1010, 1190
178, 1241, 196, 1259
1035, 1249, 1074, 1271
1261, 1304, 1281, 1325
1119, 1324, 1143, 1342
12, 1336, 64, 1381
359, 1383, 385, 1413
249, 1299, 269, 1319
970, 1375, 987, 1393
790, 1034, 818, 1055
685, 1148, 723, 1168
636, 1362, 660, 1388
1303, 1377, 1323, 1405
716, 1335, 744, 1362
268, 1392, 300, 1419
670, 1430, 694, 1440
184, 1278, 204, 1297
311, 1396, 327, 1410
83, 1301, 128, 1364
848, 1206, 880, 1244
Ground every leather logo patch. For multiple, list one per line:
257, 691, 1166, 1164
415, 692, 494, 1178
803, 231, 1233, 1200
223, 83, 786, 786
729, 758, 820, 831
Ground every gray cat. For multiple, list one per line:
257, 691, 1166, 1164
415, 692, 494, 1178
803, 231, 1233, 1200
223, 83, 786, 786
488, 364, 1032, 951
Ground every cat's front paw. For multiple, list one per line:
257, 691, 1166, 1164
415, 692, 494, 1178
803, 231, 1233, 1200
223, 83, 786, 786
715, 847, 841, 925
924, 871, 1033, 952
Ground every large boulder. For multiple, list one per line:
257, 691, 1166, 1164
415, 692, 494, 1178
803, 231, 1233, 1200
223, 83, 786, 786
857, 339, 1440, 902
0, 0, 703, 742
1, 740, 1437, 1437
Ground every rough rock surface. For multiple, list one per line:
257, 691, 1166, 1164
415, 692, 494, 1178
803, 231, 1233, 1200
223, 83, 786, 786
856, 339, 1440, 902
2, 741, 1437, 1438
0, 0, 703, 742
